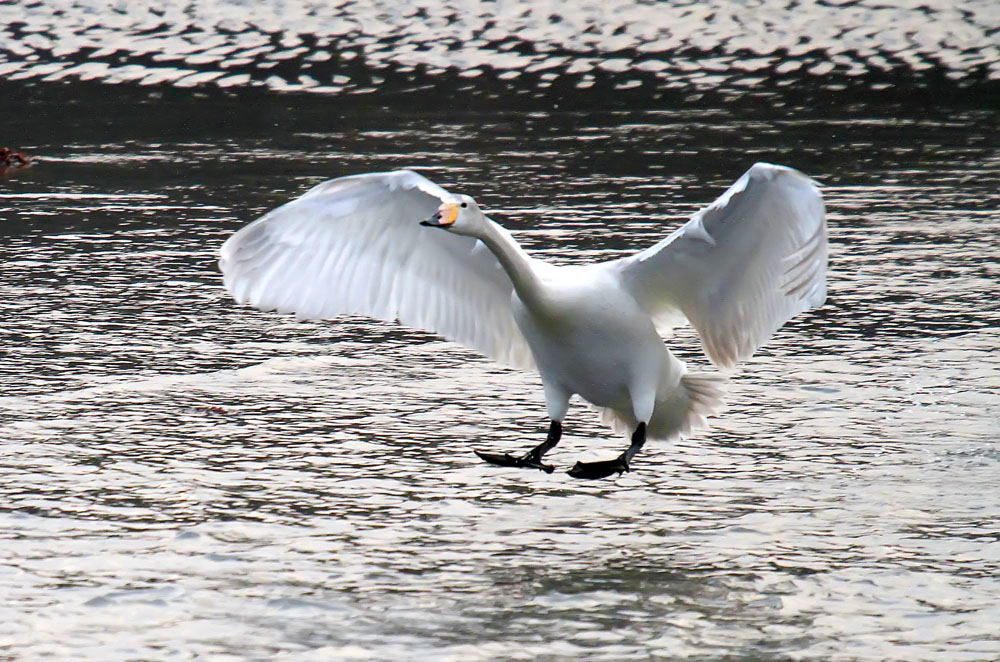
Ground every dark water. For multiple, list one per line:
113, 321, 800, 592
3, 3, 1000, 660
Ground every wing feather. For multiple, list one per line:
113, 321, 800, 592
220, 170, 534, 370
615, 162, 827, 369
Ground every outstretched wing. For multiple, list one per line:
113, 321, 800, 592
219, 169, 534, 369
614, 162, 827, 369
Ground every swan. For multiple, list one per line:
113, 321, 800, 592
219, 163, 827, 479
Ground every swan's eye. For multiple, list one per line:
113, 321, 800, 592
460, 202, 468, 208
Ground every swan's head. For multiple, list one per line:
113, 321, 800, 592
420, 195, 485, 237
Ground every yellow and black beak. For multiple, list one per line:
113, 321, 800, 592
420, 203, 459, 228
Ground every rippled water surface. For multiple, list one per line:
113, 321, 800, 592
3, 0, 999, 105
3, 14, 1000, 658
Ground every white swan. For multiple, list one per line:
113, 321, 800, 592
219, 163, 827, 479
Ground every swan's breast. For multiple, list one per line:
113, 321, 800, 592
511, 268, 664, 406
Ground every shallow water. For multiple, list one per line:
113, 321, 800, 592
3, 17, 1000, 660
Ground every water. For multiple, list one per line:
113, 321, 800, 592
3, 3, 1000, 660
2, 0, 999, 106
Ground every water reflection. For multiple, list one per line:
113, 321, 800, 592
1, 100, 999, 659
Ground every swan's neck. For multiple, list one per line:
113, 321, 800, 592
477, 220, 544, 306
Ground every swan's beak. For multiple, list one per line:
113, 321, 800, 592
420, 203, 458, 228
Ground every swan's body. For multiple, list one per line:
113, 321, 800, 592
507, 264, 720, 441
220, 163, 827, 478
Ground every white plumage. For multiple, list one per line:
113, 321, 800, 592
618, 163, 827, 368
220, 163, 827, 478
222, 171, 534, 369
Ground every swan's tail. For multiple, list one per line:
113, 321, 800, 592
594, 372, 728, 441
670, 372, 729, 438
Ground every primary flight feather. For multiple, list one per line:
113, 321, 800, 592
220, 163, 827, 479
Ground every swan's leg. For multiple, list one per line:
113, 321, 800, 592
567, 422, 646, 480
476, 381, 569, 474
568, 371, 655, 480
475, 420, 562, 473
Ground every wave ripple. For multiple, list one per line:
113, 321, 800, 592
1, 0, 997, 106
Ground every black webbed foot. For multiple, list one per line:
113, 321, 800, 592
475, 450, 555, 474
566, 456, 629, 480
475, 421, 562, 474
567, 421, 646, 480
